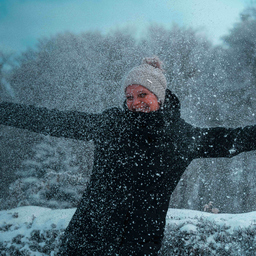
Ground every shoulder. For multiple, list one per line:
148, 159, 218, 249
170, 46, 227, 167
102, 107, 123, 118
101, 107, 125, 128
168, 116, 194, 131
166, 117, 197, 142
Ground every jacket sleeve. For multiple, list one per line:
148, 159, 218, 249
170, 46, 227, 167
191, 125, 256, 159
0, 102, 104, 141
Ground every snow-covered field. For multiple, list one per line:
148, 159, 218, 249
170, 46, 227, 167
0, 207, 75, 255
166, 208, 256, 232
0, 206, 256, 255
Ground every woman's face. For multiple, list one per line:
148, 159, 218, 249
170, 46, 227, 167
125, 84, 160, 113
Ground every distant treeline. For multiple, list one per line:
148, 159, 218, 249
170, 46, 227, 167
1, 7, 256, 213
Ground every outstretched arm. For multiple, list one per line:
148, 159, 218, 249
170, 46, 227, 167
0, 102, 103, 141
192, 125, 256, 159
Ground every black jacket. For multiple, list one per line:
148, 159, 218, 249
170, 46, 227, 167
1, 90, 256, 255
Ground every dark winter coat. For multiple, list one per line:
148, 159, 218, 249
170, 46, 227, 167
1, 90, 256, 255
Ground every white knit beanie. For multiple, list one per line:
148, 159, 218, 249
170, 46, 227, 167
123, 56, 167, 103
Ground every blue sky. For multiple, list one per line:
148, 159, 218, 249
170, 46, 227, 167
0, 0, 252, 53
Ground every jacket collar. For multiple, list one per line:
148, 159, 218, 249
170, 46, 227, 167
123, 89, 180, 121
161, 89, 181, 123
122, 89, 181, 132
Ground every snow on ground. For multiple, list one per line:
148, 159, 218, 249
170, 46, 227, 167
166, 208, 256, 233
0, 206, 75, 242
0, 206, 256, 255
0, 206, 75, 255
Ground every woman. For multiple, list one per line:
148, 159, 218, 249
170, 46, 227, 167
1, 57, 256, 255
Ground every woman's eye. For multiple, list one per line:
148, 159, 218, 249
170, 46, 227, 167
126, 96, 133, 100
138, 93, 147, 98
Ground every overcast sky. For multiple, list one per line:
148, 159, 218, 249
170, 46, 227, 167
0, 0, 252, 54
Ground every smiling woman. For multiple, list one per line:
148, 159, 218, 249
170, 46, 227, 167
126, 84, 161, 113
124, 57, 166, 114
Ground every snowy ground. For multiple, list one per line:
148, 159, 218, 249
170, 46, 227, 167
0, 206, 256, 255
165, 208, 256, 232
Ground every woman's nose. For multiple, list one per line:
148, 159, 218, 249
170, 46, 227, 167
133, 97, 140, 105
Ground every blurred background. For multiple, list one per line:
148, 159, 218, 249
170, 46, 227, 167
1, 0, 256, 213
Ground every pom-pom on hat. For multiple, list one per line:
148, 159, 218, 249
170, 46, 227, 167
123, 56, 167, 103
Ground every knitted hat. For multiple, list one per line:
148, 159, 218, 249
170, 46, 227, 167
123, 56, 167, 103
